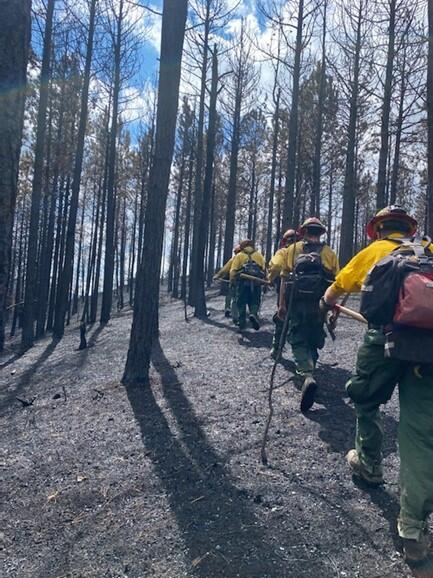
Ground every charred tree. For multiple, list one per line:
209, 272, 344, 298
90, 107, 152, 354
122, 0, 188, 385
22, 0, 55, 348
53, 0, 97, 338
194, 46, 219, 317
376, 0, 396, 210
0, 0, 31, 350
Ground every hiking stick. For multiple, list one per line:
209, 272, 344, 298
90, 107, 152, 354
261, 270, 297, 466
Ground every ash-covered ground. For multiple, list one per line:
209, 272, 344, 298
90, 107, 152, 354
1, 291, 432, 578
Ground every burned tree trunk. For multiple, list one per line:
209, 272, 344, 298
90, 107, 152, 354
22, 0, 55, 348
122, 0, 188, 385
0, 0, 31, 350
53, 0, 97, 338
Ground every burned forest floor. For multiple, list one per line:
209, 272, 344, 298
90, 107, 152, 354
1, 290, 432, 578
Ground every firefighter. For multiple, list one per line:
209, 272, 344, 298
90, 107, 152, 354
230, 239, 266, 331
278, 217, 339, 412
214, 245, 241, 322
321, 206, 433, 563
268, 229, 298, 359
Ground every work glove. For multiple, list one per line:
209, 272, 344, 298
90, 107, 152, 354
319, 296, 334, 315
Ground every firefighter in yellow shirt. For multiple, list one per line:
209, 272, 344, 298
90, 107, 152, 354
278, 218, 339, 412
214, 245, 241, 321
268, 229, 298, 358
230, 239, 266, 331
321, 206, 433, 563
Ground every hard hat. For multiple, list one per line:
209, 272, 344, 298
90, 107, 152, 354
239, 239, 253, 250
283, 228, 297, 240
279, 229, 297, 248
366, 205, 417, 240
299, 217, 327, 235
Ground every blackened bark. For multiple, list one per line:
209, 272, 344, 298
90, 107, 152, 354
427, 0, 433, 236
376, 0, 396, 210
189, 2, 210, 306
282, 0, 304, 230
206, 180, 217, 286
101, 0, 123, 324
222, 88, 241, 267
53, 0, 97, 337
311, 0, 327, 218
266, 88, 280, 263
339, 3, 363, 266
22, 0, 55, 348
181, 138, 195, 302
122, 0, 188, 385
194, 46, 219, 318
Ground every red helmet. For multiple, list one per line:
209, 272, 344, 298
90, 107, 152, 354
279, 228, 297, 248
299, 217, 326, 236
239, 239, 253, 250
366, 206, 417, 240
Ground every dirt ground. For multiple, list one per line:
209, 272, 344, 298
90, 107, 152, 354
1, 291, 432, 578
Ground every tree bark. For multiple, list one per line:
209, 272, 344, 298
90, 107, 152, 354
339, 2, 363, 266
194, 46, 219, 317
427, 0, 433, 236
22, 0, 55, 348
101, 0, 123, 324
122, 0, 188, 385
282, 0, 304, 230
0, 0, 31, 349
53, 0, 97, 337
376, 0, 396, 210
311, 0, 327, 218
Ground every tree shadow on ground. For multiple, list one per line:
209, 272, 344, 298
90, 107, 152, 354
0, 337, 59, 414
126, 341, 316, 578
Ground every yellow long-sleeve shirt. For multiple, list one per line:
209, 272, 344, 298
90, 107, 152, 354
329, 233, 433, 298
267, 247, 288, 283
280, 241, 340, 277
214, 257, 234, 279
229, 246, 266, 281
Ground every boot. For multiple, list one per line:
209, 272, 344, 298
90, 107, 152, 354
249, 314, 260, 330
402, 532, 431, 562
300, 376, 317, 412
224, 309, 231, 318
346, 449, 384, 486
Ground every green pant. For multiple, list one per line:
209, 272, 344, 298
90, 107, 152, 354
236, 281, 261, 328
224, 285, 238, 322
287, 301, 326, 376
347, 329, 433, 540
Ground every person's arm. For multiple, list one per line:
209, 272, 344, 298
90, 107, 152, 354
214, 257, 232, 279
229, 254, 242, 282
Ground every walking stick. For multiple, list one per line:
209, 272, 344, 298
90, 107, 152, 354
261, 272, 297, 466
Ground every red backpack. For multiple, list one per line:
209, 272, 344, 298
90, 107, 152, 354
381, 239, 433, 363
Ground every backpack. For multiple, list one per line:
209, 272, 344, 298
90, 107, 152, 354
360, 238, 433, 363
360, 238, 433, 327
292, 242, 333, 299
240, 252, 264, 280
